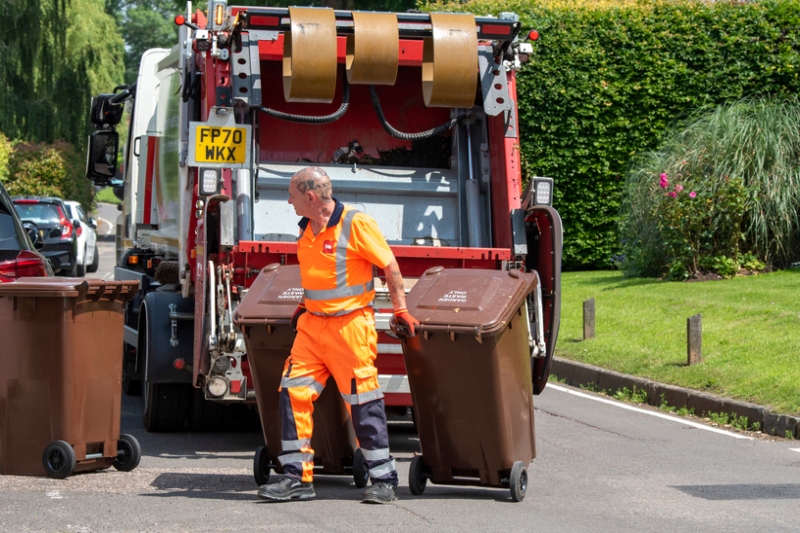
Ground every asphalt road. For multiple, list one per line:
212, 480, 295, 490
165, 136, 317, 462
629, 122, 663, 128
3, 203, 797, 532
84, 202, 119, 281
2, 388, 799, 532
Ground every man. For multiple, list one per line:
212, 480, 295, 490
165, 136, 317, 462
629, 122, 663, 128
258, 166, 420, 504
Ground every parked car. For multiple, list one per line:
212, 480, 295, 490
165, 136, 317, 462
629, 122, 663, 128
0, 182, 52, 281
64, 200, 99, 276
12, 196, 79, 276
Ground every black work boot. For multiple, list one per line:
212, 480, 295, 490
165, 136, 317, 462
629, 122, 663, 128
258, 476, 315, 501
362, 482, 398, 504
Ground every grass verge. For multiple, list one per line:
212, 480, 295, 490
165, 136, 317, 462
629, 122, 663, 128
556, 269, 800, 415
94, 186, 121, 205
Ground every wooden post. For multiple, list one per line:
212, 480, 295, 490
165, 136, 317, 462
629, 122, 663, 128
583, 298, 595, 340
687, 313, 702, 365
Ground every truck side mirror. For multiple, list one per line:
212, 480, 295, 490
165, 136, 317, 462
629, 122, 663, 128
86, 130, 119, 185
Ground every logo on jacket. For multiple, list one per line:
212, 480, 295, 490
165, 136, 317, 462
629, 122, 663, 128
322, 240, 335, 254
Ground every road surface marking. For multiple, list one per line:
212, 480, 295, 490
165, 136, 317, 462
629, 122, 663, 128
46, 490, 63, 499
548, 384, 753, 440
790, 448, 800, 453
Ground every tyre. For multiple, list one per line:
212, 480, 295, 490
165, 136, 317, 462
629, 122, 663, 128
353, 448, 369, 488
87, 243, 99, 273
409, 454, 427, 495
140, 308, 192, 432
113, 434, 142, 472
509, 461, 528, 502
76, 246, 86, 277
62, 253, 78, 277
190, 388, 261, 432
42, 440, 76, 479
253, 445, 271, 486
142, 381, 193, 432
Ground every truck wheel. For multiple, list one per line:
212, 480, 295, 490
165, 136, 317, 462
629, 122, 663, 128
87, 244, 99, 273
113, 434, 142, 472
509, 461, 528, 502
409, 454, 427, 495
191, 388, 261, 432
253, 445, 271, 486
353, 448, 369, 488
141, 310, 192, 432
142, 381, 193, 432
42, 440, 76, 479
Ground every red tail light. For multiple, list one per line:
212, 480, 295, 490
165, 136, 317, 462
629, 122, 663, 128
56, 206, 73, 240
0, 250, 49, 281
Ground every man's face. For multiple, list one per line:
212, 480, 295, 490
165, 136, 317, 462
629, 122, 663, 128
288, 179, 313, 218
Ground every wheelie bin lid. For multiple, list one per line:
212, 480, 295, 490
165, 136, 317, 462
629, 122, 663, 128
0, 277, 138, 302
405, 267, 538, 339
233, 264, 303, 326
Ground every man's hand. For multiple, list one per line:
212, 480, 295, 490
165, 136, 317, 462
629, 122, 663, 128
290, 303, 307, 332
393, 308, 420, 337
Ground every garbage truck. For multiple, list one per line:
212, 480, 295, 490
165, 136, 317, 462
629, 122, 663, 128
85, 1, 562, 432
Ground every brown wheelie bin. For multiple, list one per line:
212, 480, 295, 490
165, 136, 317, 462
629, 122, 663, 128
233, 263, 368, 488
0, 278, 141, 478
398, 267, 539, 502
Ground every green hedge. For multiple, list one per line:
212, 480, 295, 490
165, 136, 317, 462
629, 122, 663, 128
1, 137, 95, 211
427, 0, 800, 269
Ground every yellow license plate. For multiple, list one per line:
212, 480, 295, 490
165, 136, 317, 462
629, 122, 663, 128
193, 126, 248, 164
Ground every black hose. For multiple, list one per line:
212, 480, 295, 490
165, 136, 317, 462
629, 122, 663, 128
369, 85, 466, 140
257, 79, 350, 124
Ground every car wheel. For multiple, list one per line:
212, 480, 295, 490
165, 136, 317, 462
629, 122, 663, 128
63, 254, 78, 277
87, 244, 100, 273
76, 246, 86, 277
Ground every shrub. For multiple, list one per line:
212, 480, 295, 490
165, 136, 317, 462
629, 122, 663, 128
4, 141, 95, 211
620, 97, 800, 277
424, 0, 800, 269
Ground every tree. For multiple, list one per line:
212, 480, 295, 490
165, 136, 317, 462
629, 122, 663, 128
107, 1, 181, 84
0, 0, 124, 145
0, 0, 68, 142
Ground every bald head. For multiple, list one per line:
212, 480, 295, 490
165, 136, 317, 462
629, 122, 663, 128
291, 166, 333, 203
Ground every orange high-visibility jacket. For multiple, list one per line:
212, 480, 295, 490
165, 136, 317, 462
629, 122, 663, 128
297, 199, 394, 316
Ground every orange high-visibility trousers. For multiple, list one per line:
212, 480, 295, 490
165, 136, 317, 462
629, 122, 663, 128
278, 307, 397, 484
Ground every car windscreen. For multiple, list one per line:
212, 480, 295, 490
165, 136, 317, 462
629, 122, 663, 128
0, 203, 23, 251
13, 202, 61, 224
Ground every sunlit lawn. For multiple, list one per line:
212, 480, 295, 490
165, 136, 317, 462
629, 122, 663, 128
556, 269, 800, 414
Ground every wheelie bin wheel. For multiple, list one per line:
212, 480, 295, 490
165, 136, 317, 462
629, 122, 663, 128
409, 455, 427, 495
113, 434, 142, 472
253, 445, 271, 486
42, 440, 76, 479
353, 448, 369, 488
509, 461, 528, 502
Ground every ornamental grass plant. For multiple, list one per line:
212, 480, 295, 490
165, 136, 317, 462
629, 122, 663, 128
620, 97, 800, 279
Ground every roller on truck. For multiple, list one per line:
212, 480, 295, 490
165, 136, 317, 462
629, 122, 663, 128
85, 1, 562, 432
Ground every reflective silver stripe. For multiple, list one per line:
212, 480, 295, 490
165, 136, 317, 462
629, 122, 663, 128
282, 438, 311, 450
378, 374, 409, 394
368, 459, 396, 479
280, 375, 325, 395
376, 343, 404, 355
341, 388, 384, 405
304, 209, 375, 302
279, 452, 314, 465
362, 448, 390, 461
304, 280, 375, 300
